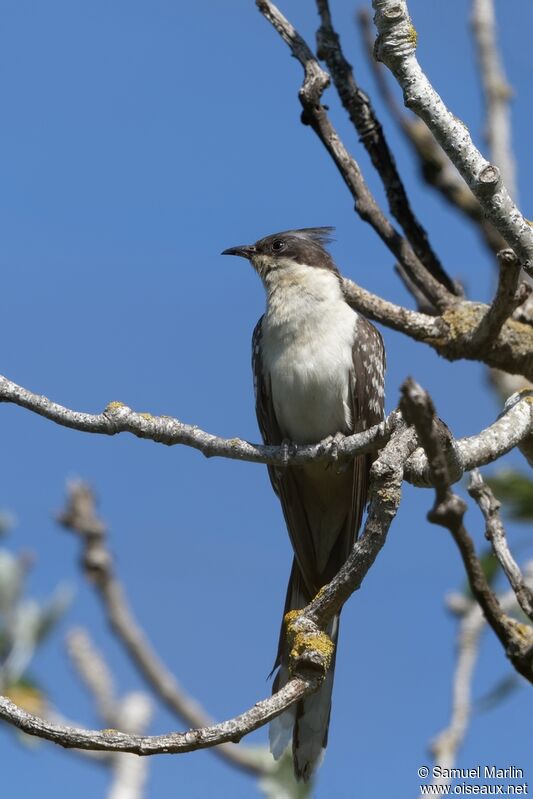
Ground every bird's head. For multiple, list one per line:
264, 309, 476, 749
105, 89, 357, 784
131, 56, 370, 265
221, 227, 337, 280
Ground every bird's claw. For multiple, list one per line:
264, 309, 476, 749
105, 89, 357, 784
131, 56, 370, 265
280, 438, 297, 468
324, 433, 349, 473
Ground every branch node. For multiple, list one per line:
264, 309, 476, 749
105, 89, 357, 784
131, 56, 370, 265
477, 163, 501, 195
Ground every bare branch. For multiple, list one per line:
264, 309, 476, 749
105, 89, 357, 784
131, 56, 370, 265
58, 482, 269, 776
341, 278, 445, 339
373, 0, 533, 273
301, 423, 418, 628
12, 424, 415, 759
0, 676, 318, 755
357, 7, 506, 258
468, 470, 533, 621
471, 0, 517, 199
315, 0, 457, 306
255, 0, 456, 310
67, 628, 117, 725
469, 249, 528, 351
425, 599, 483, 791
425, 582, 529, 794
343, 283, 533, 383
0, 373, 394, 466
399, 378, 533, 682
2, 374, 533, 487
67, 627, 153, 799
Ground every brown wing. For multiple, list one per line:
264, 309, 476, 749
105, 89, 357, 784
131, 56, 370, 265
349, 315, 386, 541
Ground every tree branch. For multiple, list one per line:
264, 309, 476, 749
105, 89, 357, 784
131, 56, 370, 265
399, 378, 533, 682
298, 423, 417, 629
468, 470, 533, 621
0, 373, 394, 466
0, 675, 318, 755
315, 0, 457, 306
372, 0, 533, 274
468, 249, 529, 352
357, 7, 506, 258
0, 423, 418, 756
471, 0, 517, 200
58, 482, 269, 776
424, 580, 530, 794
255, 0, 456, 310
67, 628, 153, 799
2, 374, 533, 486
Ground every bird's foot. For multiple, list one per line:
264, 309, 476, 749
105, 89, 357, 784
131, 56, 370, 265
280, 438, 298, 468
324, 433, 349, 474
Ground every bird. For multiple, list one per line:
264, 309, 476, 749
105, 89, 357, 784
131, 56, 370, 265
222, 227, 385, 781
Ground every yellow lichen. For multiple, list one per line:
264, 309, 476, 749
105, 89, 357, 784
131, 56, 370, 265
406, 21, 418, 47
289, 630, 335, 675
101, 728, 119, 735
105, 401, 125, 413
509, 619, 533, 644
139, 412, 153, 420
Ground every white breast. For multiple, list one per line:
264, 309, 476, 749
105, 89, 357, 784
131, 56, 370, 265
261, 264, 357, 444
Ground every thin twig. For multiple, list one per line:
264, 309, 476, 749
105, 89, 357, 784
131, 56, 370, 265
315, 0, 456, 307
424, 581, 530, 795
0, 677, 318, 755
372, 0, 533, 273
468, 249, 529, 351
468, 470, 533, 621
399, 378, 533, 682
67, 627, 153, 799
471, 0, 517, 200
255, 0, 455, 309
67, 628, 117, 725
0, 424, 419, 755
357, 7, 506, 258
58, 482, 268, 776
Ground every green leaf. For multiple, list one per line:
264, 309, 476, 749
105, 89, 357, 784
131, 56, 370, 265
485, 469, 533, 521
474, 673, 521, 713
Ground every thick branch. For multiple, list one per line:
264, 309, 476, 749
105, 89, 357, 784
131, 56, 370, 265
315, 0, 456, 307
405, 389, 533, 486
255, 0, 455, 309
2, 374, 533, 486
373, 0, 533, 274
0, 373, 394, 466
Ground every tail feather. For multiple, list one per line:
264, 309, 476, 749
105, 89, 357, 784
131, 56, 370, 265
269, 561, 339, 781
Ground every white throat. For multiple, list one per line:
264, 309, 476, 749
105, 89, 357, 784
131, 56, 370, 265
260, 262, 358, 444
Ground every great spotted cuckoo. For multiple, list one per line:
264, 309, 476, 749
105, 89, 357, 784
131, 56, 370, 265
222, 228, 385, 781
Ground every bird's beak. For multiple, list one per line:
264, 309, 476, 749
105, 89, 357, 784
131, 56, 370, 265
221, 245, 256, 259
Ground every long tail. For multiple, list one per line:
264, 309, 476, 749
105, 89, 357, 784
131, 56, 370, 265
269, 560, 339, 782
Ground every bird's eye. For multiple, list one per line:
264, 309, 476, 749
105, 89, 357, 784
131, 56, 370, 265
271, 240, 285, 252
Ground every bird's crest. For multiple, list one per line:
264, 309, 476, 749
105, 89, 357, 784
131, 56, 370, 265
282, 227, 335, 248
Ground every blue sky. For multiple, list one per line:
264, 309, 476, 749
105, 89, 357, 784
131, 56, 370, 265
1, 1, 532, 796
